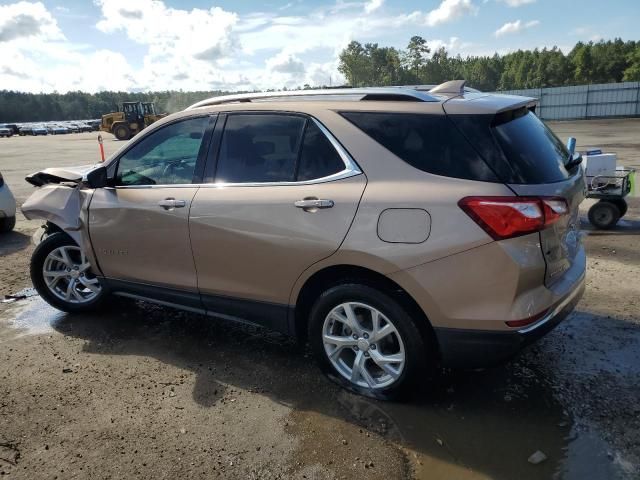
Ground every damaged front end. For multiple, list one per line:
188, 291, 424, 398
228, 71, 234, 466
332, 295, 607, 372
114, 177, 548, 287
21, 165, 106, 276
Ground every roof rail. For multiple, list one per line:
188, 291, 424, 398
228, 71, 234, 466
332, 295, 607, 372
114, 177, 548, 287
185, 87, 440, 110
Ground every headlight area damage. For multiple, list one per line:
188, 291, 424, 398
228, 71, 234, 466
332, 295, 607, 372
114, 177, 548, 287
21, 165, 102, 276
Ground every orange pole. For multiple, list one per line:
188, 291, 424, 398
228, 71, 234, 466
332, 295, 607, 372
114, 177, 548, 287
98, 134, 105, 162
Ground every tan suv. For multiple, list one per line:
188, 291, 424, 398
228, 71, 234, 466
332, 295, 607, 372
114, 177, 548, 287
22, 81, 585, 398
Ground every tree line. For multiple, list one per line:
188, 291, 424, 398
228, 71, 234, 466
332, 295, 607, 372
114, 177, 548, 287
0, 90, 227, 123
1, 38, 639, 123
338, 37, 640, 91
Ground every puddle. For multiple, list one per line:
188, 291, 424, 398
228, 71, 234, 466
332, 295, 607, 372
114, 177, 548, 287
0, 295, 64, 337
335, 368, 572, 480
560, 427, 636, 480
333, 355, 635, 480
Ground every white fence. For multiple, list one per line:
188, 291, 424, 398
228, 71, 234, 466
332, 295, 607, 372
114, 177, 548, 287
496, 82, 640, 121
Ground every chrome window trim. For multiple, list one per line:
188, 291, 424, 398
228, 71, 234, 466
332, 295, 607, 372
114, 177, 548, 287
113, 116, 362, 189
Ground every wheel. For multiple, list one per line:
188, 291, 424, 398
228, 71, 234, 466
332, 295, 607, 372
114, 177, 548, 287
30, 233, 107, 313
610, 198, 628, 218
308, 283, 430, 400
113, 124, 131, 141
588, 200, 621, 230
0, 216, 16, 233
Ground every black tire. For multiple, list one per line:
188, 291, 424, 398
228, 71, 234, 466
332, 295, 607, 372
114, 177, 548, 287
588, 200, 621, 230
30, 233, 108, 313
0, 216, 16, 233
308, 283, 430, 400
610, 198, 628, 218
113, 124, 131, 141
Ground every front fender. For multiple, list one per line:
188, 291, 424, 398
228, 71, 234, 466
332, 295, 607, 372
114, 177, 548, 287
21, 185, 101, 275
22, 185, 84, 244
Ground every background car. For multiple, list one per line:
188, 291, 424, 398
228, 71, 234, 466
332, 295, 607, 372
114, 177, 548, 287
47, 124, 69, 135
0, 126, 13, 138
0, 171, 16, 233
18, 126, 33, 136
32, 125, 48, 136
75, 122, 93, 132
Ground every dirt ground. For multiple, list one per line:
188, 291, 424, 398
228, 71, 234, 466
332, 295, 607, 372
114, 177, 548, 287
0, 120, 639, 479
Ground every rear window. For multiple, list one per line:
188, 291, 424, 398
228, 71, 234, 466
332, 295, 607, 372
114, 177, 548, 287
492, 109, 571, 184
451, 109, 574, 184
340, 112, 498, 182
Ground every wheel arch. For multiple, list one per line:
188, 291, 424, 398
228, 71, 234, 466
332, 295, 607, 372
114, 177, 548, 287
292, 264, 439, 358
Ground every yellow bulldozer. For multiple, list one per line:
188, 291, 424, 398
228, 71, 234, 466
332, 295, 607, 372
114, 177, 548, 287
100, 101, 166, 140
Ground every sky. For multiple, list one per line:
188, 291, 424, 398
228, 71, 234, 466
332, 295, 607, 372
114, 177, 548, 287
0, 0, 638, 93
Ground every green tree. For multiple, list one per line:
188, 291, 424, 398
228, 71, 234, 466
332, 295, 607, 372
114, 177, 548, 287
623, 45, 640, 81
403, 35, 431, 82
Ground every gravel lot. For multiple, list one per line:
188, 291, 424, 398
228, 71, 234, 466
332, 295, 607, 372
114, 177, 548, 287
1, 120, 639, 479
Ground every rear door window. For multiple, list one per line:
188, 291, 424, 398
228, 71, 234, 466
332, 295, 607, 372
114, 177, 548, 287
216, 114, 305, 183
340, 112, 498, 182
214, 114, 347, 183
297, 121, 345, 181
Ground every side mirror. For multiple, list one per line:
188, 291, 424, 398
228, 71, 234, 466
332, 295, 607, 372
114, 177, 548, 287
566, 137, 576, 155
86, 166, 108, 189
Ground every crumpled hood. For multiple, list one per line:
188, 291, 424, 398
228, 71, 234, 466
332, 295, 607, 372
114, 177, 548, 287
25, 164, 97, 187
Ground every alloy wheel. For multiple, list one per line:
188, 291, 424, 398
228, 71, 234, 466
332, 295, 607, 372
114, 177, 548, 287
42, 246, 101, 304
322, 302, 406, 390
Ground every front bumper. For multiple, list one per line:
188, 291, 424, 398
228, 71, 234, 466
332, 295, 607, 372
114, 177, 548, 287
433, 274, 585, 369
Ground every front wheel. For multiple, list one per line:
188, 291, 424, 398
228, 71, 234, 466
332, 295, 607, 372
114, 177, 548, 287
31, 233, 107, 313
113, 124, 131, 141
308, 284, 430, 400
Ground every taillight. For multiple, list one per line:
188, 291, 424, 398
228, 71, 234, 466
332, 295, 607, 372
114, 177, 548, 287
459, 196, 568, 240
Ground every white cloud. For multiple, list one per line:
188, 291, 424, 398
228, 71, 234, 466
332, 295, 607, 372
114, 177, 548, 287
423, 0, 478, 27
95, 0, 239, 64
0, 1, 63, 42
494, 19, 539, 37
364, 0, 384, 14
266, 51, 305, 74
0, 0, 481, 93
497, 0, 536, 6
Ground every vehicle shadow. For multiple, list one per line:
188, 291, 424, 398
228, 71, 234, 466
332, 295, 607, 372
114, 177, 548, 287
39, 300, 636, 479
0, 230, 31, 256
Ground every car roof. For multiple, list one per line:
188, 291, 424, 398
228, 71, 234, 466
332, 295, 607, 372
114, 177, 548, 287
184, 80, 536, 116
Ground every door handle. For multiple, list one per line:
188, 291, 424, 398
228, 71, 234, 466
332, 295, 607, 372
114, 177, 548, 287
294, 198, 334, 209
158, 198, 186, 210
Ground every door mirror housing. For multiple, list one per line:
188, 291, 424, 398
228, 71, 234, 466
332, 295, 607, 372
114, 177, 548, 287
86, 166, 108, 189
566, 137, 576, 155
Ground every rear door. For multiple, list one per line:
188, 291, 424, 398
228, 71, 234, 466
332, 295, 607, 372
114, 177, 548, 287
189, 112, 366, 327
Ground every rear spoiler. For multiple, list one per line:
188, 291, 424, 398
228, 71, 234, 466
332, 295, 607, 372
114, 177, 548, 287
442, 93, 538, 116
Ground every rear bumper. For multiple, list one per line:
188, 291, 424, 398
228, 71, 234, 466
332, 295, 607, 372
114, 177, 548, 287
433, 273, 585, 369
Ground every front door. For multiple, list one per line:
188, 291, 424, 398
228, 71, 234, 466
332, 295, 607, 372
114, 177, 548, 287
189, 112, 366, 328
89, 115, 212, 295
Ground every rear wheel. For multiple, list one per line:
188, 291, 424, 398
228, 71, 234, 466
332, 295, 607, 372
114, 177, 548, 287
588, 200, 621, 230
31, 233, 107, 313
309, 283, 429, 400
0, 216, 15, 233
113, 123, 131, 141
